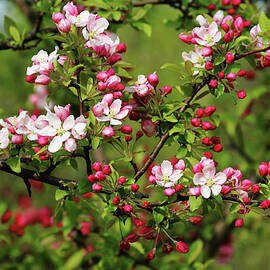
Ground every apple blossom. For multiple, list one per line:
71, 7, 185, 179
193, 164, 227, 198
95, 98, 129, 126
0, 128, 9, 149
193, 22, 222, 47
151, 160, 183, 188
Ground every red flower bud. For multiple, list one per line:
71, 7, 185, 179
235, 218, 244, 227
131, 184, 139, 192
176, 241, 189, 253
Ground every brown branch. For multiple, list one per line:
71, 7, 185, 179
0, 162, 78, 190
134, 78, 210, 182
235, 46, 270, 60
147, 194, 262, 209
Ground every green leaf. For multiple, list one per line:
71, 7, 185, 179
55, 189, 68, 201
169, 123, 185, 135
160, 63, 185, 74
185, 61, 193, 75
176, 146, 187, 158
132, 4, 152, 21
229, 203, 241, 214
259, 12, 270, 33
153, 208, 165, 224
9, 26, 20, 43
67, 64, 84, 77
4, 16, 16, 36
164, 114, 178, 123
92, 136, 100, 149
112, 11, 122, 21
187, 239, 203, 265
6, 156, 21, 173
64, 250, 84, 270
185, 130, 195, 144
214, 84, 225, 98
132, 21, 152, 37
189, 196, 203, 212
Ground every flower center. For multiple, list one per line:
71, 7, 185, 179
57, 127, 65, 136
88, 31, 97, 39
206, 178, 214, 187
162, 175, 170, 184
205, 34, 214, 44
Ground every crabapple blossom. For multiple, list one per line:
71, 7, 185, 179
71, 115, 87, 139
193, 22, 222, 47
64, 138, 77, 152
82, 14, 109, 43
125, 75, 152, 97
182, 46, 212, 75
193, 163, 227, 198
151, 160, 183, 188
95, 96, 129, 125
26, 47, 59, 76
74, 10, 91, 27
0, 128, 9, 149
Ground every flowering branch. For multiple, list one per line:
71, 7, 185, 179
134, 78, 210, 182
235, 46, 270, 60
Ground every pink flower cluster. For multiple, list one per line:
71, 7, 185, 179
53, 2, 126, 62
0, 104, 87, 155
26, 47, 59, 85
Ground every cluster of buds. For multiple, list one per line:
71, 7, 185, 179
96, 68, 125, 97
258, 161, 270, 177
202, 135, 223, 152
88, 162, 112, 192
191, 106, 216, 130
1, 203, 54, 237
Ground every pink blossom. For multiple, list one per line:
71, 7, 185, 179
0, 128, 9, 149
82, 14, 109, 43
54, 104, 70, 121
151, 160, 183, 188
27, 47, 59, 76
95, 97, 129, 125
193, 22, 222, 47
182, 46, 212, 75
213, 10, 224, 25
102, 126, 114, 138
52, 12, 65, 24
35, 75, 50, 85
63, 1, 78, 24
193, 163, 227, 198
64, 138, 77, 152
250, 24, 265, 48
141, 119, 156, 137
74, 10, 90, 27
189, 187, 201, 196
58, 19, 71, 33
72, 115, 87, 139
125, 75, 152, 97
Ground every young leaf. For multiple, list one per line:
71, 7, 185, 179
189, 196, 203, 212
6, 156, 21, 173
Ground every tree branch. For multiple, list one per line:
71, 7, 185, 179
235, 46, 270, 60
0, 162, 78, 190
134, 78, 210, 182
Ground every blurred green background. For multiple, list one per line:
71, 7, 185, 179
0, 1, 270, 269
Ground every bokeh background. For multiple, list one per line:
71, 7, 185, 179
0, 0, 270, 269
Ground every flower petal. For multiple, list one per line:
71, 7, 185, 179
202, 164, 216, 179
63, 115, 75, 131
213, 172, 227, 185
193, 173, 207, 185
110, 119, 122, 125
169, 170, 183, 182
201, 185, 211, 199
48, 136, 63, 153
110, 99, 121, 115
211, 184, 222, 196
115, 109, 129, 120
161, 160, 173, 177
